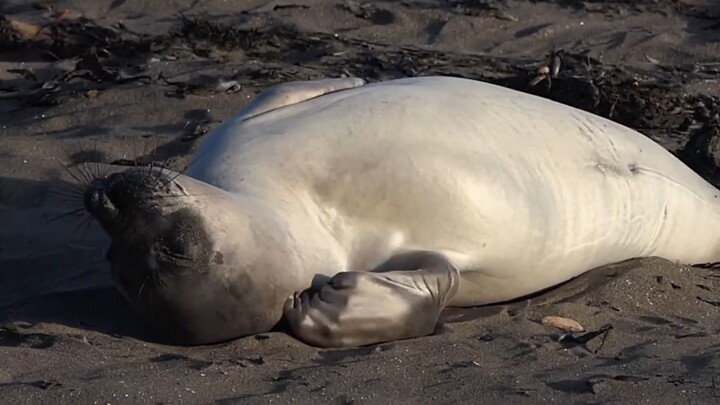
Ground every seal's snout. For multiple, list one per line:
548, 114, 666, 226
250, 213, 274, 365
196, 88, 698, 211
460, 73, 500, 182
84, 172, 122, 218
84, 169, 175, 230
84, 179, 104, 213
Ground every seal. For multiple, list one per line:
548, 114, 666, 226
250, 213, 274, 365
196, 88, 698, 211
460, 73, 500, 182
84, 76, 720, 347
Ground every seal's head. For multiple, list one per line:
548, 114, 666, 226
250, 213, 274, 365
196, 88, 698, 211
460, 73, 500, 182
84, 167, 296, 345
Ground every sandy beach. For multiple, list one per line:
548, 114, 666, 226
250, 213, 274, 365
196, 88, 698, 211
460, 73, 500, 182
1, 0, 720, 403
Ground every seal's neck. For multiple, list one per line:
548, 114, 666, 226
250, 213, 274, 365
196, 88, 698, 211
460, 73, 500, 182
230, 188, 348, 280
192, 173, 350, 277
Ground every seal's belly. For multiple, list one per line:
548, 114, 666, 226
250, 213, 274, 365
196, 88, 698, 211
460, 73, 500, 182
317, 143, 720, 306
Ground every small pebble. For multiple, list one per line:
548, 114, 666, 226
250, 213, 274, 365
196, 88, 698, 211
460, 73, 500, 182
541, 315, 585, 332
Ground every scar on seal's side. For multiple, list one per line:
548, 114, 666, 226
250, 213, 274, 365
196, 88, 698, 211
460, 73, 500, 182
83, 76, 720, 347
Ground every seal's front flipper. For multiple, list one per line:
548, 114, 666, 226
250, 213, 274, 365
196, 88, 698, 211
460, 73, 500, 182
283, 251, 460, 348
238, 77, 366, 121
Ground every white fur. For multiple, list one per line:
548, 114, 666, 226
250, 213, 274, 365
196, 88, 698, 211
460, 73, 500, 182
187, 76, 720, 306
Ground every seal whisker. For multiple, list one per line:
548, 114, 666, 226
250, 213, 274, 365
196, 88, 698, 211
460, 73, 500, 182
149, 135, 163, 177
48, 191, 85, 208
46, 207, 87, 224
87, 157, 110, 181
158, 165, 170, 185
48, 163, 94, 211
147, 283, 157, 324
149, 265, 166, 289
82, 163, 101, 183
48, 195, 84, 206
75, 163, 95, 185
132, 136, 140, 169
137, 275, 150, 305
160, 166, 188, 189
47, 183, 85, 200
71, 214, 95, 236
171, 165, 188, 181
146, 191, 210, 201
56, 161, 89, 186
74, 138, 106, 183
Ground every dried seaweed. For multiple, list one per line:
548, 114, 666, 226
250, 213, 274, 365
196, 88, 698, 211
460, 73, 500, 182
531, 0, 720, 19
2, 13, 720, 184
0, 15, 159, 61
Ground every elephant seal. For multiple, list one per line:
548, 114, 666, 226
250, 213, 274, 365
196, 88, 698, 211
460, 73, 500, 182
84, 76, 720, 347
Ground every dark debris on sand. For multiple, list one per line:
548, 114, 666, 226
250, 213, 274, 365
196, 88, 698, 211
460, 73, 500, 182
530, 0, 720, 19
402, 0, 720, 19
171, 14, 303, 56
1, 11, 720, 183
0, 15, 161, 106
0, 15, 153, 61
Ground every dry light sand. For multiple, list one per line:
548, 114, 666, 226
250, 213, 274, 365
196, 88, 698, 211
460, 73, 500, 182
1, 0, 720, 403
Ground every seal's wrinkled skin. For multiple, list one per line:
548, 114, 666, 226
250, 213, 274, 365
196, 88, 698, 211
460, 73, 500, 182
85, 76, 720, 347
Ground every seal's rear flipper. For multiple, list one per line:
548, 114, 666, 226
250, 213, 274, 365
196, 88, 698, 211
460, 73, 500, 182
238, 77, 367, 121
283, 251, 460, 347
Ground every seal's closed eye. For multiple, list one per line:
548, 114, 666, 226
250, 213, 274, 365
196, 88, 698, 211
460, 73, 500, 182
152, 208, 214, 272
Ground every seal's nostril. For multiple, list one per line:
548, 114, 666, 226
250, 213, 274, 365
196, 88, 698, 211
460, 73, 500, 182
100, 192, 114, 210
84, 183, 102, 213
84, 175, 114, 214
